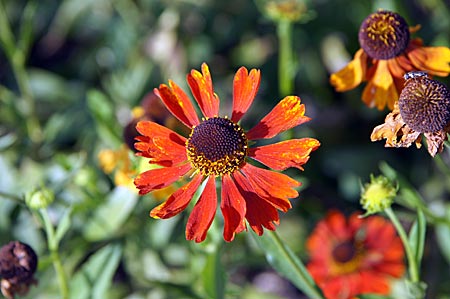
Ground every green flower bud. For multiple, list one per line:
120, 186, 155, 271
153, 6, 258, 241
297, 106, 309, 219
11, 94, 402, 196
25, 187, 55, 210
360, 175, 397, 216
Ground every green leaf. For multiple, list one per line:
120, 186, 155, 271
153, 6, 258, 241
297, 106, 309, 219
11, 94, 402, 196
436, 205, 450, 264
201, 247, 226, 299
251, 230, 325, 299
55, 208, 72, 245
358, 294, 392, 299
83, 187, 138, 241
69, 244, 122, 299
408, 209, 426, 268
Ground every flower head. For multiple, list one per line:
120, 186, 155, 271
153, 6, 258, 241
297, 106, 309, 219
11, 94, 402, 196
360, 175, 397, 215
134, 63, 320, 242
371, 72, 450, 156
330, 9, 450, 110
0, 241, 38, 299
306, 211, 405, 299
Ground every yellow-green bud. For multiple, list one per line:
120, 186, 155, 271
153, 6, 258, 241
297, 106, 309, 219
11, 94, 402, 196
360, 175, 397, 216
25, 187, 55, 210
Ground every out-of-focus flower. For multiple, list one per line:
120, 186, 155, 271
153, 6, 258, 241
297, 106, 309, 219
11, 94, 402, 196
306, 211, 405, 299
371, 71, 450, 156
134, 63, 320, 242
256, 0, 315, 23
0, 241, 38, 299
330, 10, 450, 110
360, 175, 397, 216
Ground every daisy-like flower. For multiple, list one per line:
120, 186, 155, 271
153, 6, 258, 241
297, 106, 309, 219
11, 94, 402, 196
330, 9, 450, 110
134, 63, 320, 242
371, 71, 450, 156
306, 210, 405, 299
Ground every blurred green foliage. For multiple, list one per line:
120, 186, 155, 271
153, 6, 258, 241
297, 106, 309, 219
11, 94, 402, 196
1, 0, 450, 298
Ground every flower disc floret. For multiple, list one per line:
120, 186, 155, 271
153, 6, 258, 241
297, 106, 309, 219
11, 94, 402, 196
358, 10, 410, 60
399, 76, 450, 133
186, 116, 248, 176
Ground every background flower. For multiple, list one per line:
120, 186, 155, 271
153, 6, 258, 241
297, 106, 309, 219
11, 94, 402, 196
306, 210, 405, 299
330, 10, 450, 110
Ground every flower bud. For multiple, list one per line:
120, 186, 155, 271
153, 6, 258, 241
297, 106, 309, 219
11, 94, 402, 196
360, 175, 397, 216
25, 187, 55, 210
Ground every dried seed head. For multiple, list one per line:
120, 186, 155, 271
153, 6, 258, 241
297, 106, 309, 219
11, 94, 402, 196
399, 76, 450, 133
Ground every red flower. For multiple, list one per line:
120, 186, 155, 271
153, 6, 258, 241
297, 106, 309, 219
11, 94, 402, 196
306, 211, 405, 299
134, 63, 320, 242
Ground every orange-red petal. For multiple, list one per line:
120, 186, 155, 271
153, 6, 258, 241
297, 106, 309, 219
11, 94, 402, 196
407, 43, 450, 77
231, 67, 261, 122
249, 138, 320, 171
135, 121, 187, 166
246, 96, 311, 140
134, 163, 191, 195
186, 175, 217, 242
154, 82, 199, 128
150, 174, 203, 219
362, 60, 398, 110
221, 174, 247, 242
330, 49, 368, 92
240, 163, 298, 212
232, 171, 279, 235
186, 63, 220, 118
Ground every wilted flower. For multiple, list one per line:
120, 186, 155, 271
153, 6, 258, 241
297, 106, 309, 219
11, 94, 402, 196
0, 241, 38, 299
134, 63, 320, 242
330, 10, 450, 110
371, 71, 450, 156
306, 211, 405, 299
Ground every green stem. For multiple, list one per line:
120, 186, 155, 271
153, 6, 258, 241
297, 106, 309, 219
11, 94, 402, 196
277, 20, 294, 97
40, 209, 69, 299
385, 207, 420, 283
0, 1, 42, 143
0, 191, 24, 204
268, 230, 325, 299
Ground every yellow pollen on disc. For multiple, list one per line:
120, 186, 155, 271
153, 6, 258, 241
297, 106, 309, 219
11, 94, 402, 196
186, 116, 248, 176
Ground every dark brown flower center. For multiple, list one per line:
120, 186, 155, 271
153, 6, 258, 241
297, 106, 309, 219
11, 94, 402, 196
358, 10, 410, 60
332, 241, 357, 264
186, 117, 248, 176
399, 75, 450, 133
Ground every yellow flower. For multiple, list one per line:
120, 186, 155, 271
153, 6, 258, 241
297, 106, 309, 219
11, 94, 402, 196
360, 175, 397, 216
330, 10, 450, 110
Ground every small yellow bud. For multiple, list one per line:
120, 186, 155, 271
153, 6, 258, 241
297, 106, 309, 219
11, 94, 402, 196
360, 175, 397, 216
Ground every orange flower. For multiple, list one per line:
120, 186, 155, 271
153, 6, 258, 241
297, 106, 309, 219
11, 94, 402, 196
306, 210, 405, 299
330, 10, 450, 110
371, 71, 450, 156
134, 63, 320, 242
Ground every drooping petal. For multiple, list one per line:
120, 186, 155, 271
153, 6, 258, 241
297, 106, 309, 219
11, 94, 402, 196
246, 96, 311, 140
135, 121, 187, 166
231, 67, 261, 122
186, 175, 217, 242
150, 174, 203, 219
186, 63, 220, 118
232, 171, 279, 235
249, 138, 320, 171
240, 163, 298, 212
370, 102, 422, 149
221, 174, 247, 242
154, 82, 199, 128
407, 43, 450, 77
134, 163, 191, 195
362, 60, 398, 110
330, 49, 368, 92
